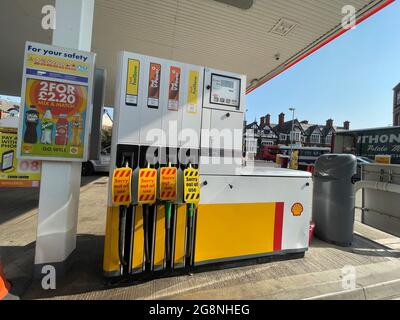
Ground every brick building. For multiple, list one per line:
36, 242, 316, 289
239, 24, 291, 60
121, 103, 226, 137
244, 113, 350, 153
394, 83, 400, 126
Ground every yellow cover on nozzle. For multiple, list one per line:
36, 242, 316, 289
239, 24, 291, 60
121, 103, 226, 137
184, 167, 200, 204
159, 167, 177, 201
111, 167, 132, 206
138, 168, 157, 205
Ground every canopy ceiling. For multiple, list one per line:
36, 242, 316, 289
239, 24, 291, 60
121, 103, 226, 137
0, 0, 393, 105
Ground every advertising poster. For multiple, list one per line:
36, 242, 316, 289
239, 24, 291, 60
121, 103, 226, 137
147, 63, 161, 108
126, 59, 140, 106
187, 70, 199, 114
168, 66, 181, 111
17, 41, 95, 162
0, 128, 41, 187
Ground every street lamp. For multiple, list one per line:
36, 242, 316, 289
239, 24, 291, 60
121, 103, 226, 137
289, 107, 296, 166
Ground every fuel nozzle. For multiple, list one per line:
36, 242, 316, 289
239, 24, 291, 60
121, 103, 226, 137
183, 162, 200, 266
158, 162, 178, 267
111, 153, 135, 269
137, 161, 158, 271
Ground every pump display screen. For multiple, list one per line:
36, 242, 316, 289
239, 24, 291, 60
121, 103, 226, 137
210, 74, 241, 108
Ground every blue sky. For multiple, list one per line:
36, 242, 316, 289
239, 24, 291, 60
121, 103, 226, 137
246, 1, 400, 130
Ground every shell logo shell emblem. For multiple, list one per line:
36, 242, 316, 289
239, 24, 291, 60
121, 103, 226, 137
291, 203, 304, 216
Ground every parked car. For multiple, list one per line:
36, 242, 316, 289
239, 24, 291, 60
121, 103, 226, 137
81, 146, 111, 176
355, 156, 374, 180
357, 156, 374, 164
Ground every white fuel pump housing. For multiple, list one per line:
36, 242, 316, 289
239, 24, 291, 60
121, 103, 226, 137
112, 52, 247, 175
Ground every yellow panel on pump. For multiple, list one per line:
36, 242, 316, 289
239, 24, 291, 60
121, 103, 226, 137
174, 205, 187, 268
153, 205, 166, 270
132, 206, 145, 273
194, 203, 276, 265
103, 207, 121, 276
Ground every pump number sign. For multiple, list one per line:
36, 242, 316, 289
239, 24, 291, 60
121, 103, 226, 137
159, 167, 177, 201
184, 168, 200, 204
138, 168, 157, 205
112, 167, 132, 206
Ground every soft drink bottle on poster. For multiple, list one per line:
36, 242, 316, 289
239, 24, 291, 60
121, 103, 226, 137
40, 108, 54, 144
23, 105, 39, 144
71, 113, 82, 147
55, 114, 69, 146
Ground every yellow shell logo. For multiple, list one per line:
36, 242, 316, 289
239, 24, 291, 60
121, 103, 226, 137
291, 203, 304, 216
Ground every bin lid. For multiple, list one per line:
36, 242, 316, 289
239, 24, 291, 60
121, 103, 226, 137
314, 154, 357, 178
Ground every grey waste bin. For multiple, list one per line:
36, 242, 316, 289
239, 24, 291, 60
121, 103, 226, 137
312, 154, 357, 247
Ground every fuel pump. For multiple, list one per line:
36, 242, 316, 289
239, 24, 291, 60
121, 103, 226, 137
137, 146, 158, 272
172, 162, 186, 269
104, 146, 137, 277
105, 52, 314, 282
183, 163, 200, 266
157, 160, 178, 269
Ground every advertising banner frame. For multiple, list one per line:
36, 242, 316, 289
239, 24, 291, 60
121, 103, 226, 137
17, 41, 96, 162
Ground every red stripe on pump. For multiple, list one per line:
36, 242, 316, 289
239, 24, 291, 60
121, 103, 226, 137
274, 202, 284, 251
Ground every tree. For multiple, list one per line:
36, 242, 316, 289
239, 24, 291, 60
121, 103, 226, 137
101, 127, 112, 149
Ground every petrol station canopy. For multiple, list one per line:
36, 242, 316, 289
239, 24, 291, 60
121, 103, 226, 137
1, 0, 393, 105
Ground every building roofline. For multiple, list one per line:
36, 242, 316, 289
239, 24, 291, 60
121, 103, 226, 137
336, 125, 400, 134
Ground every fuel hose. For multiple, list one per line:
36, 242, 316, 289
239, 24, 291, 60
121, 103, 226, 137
118, 206, 128, 266
186, 203, 195, 261
143, 205, 150, 265
165, 202, 172, 262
